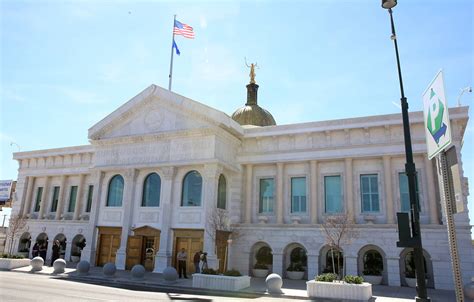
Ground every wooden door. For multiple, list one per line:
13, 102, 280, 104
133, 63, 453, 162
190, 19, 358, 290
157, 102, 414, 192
126, 236, 143, 270
96, 227, 121, 266
175, 237, 203, 274
142, 237, 155, 271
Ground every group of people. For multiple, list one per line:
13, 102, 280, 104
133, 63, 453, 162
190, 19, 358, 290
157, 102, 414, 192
31, 240, 62, 266
176, 248, 208, 279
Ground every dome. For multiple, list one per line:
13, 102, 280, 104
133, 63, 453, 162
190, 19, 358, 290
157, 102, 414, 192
231, 82, 276, 127
231, 104, 276, 127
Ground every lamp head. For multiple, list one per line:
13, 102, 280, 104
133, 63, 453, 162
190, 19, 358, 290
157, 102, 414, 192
382, 0, 397, 9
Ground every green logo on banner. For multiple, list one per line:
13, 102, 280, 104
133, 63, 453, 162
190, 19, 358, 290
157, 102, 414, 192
426, 88, 447, 145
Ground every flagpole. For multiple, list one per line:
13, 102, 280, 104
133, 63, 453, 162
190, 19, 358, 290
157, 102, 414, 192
168, 14, 176, 91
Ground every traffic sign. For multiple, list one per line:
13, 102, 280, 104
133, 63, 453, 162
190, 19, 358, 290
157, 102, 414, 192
422, 70, 452, 160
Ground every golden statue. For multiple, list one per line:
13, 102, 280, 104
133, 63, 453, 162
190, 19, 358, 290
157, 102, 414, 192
245, 58, 258, 84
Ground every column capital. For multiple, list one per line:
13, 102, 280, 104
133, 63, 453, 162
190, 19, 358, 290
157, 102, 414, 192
124, 168, 138, 181
160, 167, 176, 180
203, 163, 223, 180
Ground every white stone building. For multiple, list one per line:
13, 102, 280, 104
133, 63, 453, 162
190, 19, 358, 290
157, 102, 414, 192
7, 81, 472, 290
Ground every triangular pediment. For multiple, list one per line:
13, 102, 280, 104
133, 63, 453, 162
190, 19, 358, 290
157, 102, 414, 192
88, 85, 243, 140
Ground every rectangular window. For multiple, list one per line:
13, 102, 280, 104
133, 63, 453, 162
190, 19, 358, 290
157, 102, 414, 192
291, 177, 307, 213
325, 175, 342, 213
86, 185, 93, 213
259, 178, 274, 213
50, 186, 60, 212
360, 174, 380, 212
399, 172, 420, 212
68, 186, 78, 212
34, 187, 43, 212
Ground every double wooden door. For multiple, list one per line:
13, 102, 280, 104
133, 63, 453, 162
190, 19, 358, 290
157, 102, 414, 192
173, 230, 203, 274
97, 227, 121, 266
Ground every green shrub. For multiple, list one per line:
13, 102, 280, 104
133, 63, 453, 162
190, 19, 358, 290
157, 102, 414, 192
1, 254, 25, 259
253, 263, 268, 270
223, 269, 242, 277
315, 273, 338, 282
287, 263, 305, 272
202, 268, 218, 275
343, 275, 364, 284
363, 268, 381, 276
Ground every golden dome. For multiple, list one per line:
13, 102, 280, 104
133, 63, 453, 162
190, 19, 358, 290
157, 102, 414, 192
231, 83, 276, 127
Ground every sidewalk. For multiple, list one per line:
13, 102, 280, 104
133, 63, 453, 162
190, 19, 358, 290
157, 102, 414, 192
11, 265, 456, 301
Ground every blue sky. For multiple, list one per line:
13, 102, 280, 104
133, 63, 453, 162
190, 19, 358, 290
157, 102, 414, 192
1, 1, 473, 224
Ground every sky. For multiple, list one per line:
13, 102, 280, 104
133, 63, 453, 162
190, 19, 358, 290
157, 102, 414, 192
1, 1, 473, 225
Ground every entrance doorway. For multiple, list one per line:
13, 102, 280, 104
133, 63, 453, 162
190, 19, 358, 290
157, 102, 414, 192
96, 227, 121, 266
173, 229, 203, 274
125, 226, 160, 271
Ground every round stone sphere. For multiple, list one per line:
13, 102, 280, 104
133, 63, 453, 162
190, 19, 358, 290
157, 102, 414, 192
131, 264, 146, 280
30, 257, 44, 271
265, 273, 283, 294
103, 262, 116, 277
163, 266, 178, 282
465, 279, 474, 300
53, 259, 66, 274
76, 260, 90, 275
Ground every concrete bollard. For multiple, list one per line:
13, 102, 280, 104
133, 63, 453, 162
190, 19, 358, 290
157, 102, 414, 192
163, 266, 178, 284
30, 257, 44, 272
131, 264, 146, 280
76, 260, 90, 275
103, 262, 116, 278
53, 259, 66, 274
265, 273, 283, 294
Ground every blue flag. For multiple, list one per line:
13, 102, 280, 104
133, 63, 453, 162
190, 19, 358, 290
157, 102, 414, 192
173, 39, 180, 56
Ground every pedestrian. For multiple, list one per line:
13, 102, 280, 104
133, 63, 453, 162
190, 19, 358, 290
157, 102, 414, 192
39, 242, 47, 262
200, 252, 208, 271
193, 250, 202, 273
51, 240, 60, 266
177, 248, 188, 278
32, 242, 39, 258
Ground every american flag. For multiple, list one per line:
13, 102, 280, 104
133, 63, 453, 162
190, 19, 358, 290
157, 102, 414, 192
173, 20, 195, 39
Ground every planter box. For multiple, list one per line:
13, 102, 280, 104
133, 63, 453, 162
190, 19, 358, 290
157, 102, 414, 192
287, 271, 305, 280
363, 275, 383, 285
192, 274, 251, 291
307, 280, 372, 301
252, 268, 269, 278
405, 278, 428, 288
0, 258, 31, 270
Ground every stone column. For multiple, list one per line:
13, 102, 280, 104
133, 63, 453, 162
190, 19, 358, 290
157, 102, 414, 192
425, 157, 438, 224
55, 175, 68, 220
245, 164, 253, 224
73, 174, 86, 220
344, 158, 354, 218
344, 255, 358, 276
202, 164, 222, 270
383, 156, 395, 224
276, 162, 284, 224
155, 167, 176, 273
81, 171, 104, 264
65, 239, 73, 262
22, 176, 35, 217
38, 176, 51, 219
46, 238, 54, 265
386, 257, 401, 286
272, 251, 283, 276
310, 160, 318, 224
306, 252, 319, 281
115, 169, 138, 270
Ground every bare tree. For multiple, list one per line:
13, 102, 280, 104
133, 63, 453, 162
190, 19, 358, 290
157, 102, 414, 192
321, 212, 358, 279
6, 213, 27, 256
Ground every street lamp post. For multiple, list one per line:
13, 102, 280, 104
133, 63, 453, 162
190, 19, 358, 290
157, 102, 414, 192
381, 1, 430, 301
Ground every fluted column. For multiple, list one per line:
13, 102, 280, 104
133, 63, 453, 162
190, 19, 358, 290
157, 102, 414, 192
310, 160, 318, 224
203, 164, 222, 269
73, 174, 86, 220
276, 162, 284, 224
383, 156, 394, 224
55, 175, 68, 220
22, 176, 35, 217
38, 176, 51, 219
245, 164, 253, 224
116, 168, 138, 270
344, 158, 354, 218
425, 156, 438, 224
155, 167, 176, 273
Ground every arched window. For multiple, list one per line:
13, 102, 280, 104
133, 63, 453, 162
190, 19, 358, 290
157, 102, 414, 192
363, 250, 383, 275
106, 175, 124, 207
217, 174, 227, 209
142, 173, 161, 207
181, 171, 202, 206
325, 248, 344, 275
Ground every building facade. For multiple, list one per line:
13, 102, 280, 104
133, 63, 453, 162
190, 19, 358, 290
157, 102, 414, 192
8, 82, 472, 290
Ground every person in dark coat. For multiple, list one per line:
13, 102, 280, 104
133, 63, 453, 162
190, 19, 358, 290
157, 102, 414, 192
32, 242, 39, 258
193, 251, 202, 273
39, 242, 47, 262
51, 240, 60, 266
